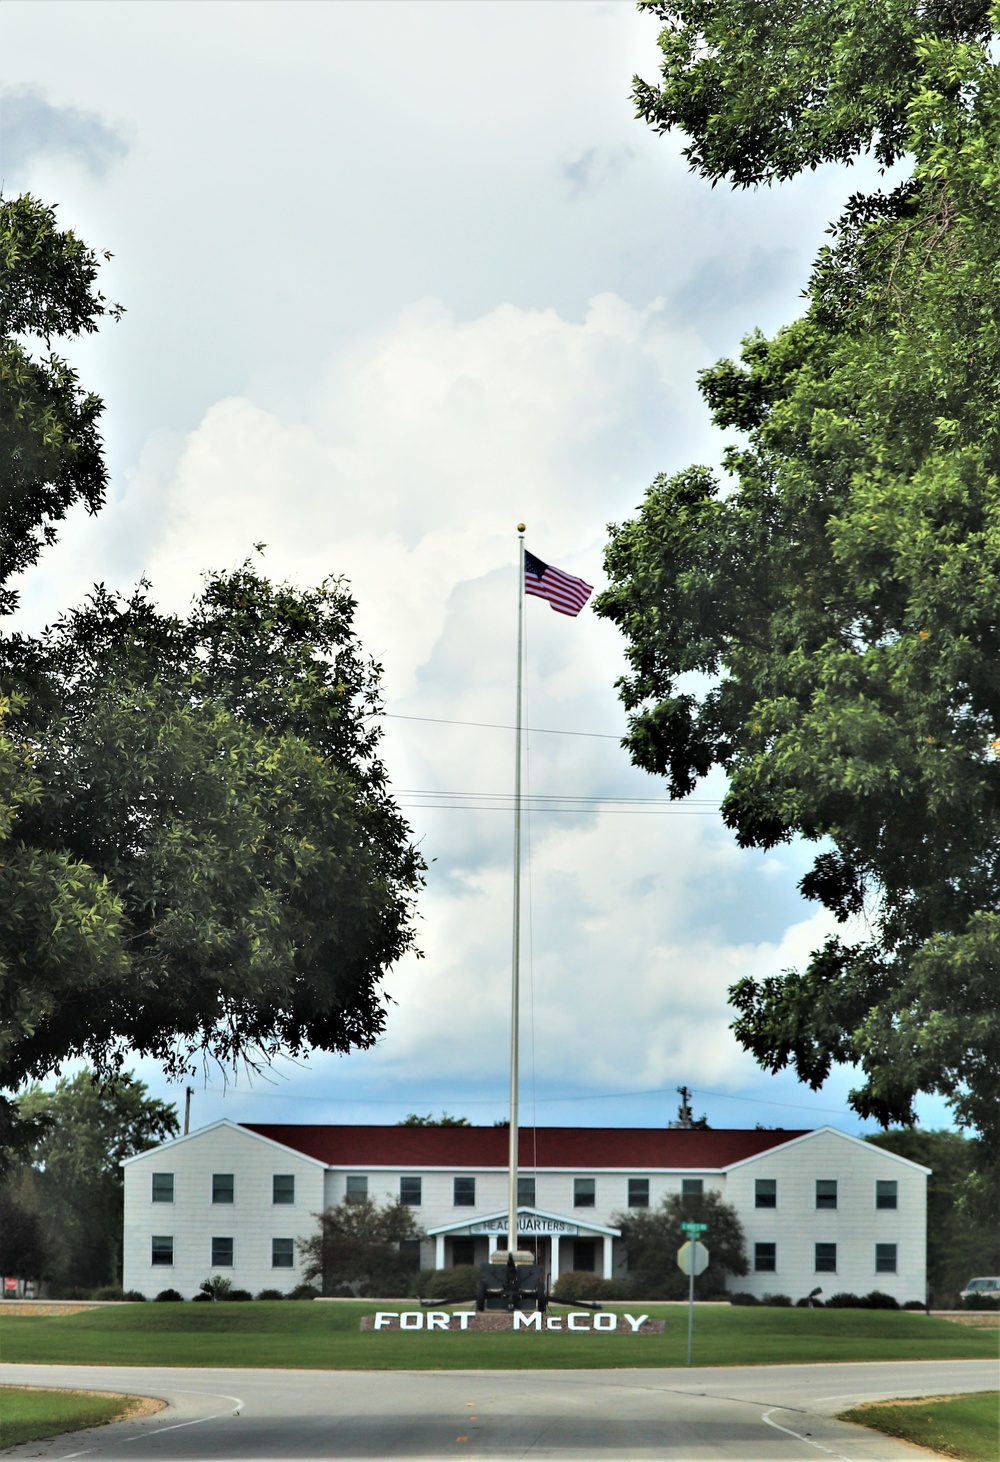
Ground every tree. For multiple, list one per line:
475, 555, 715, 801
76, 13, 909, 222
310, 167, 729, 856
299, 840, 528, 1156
0, 566, 423, 1096
866, 1129, 1000, 1301
299, 1197, 423, 1297
1, 1069, 177, 1288
0, 194, 423, 1147
614, 1190, 747, 1299
599, 6, 1000, 1167
398, 1113, 471, 1126
1, 193, 121, 618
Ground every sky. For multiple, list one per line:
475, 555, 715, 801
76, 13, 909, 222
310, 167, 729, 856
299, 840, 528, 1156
1, 1, 950, 1138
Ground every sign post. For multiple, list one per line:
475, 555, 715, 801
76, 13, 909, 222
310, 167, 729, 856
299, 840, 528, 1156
678, 1221, 709, 1367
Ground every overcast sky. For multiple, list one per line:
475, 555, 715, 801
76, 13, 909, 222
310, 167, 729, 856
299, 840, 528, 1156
1, 1, 947, 1138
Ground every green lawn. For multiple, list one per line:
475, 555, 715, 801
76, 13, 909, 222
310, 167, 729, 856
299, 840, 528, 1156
840, 1391, 999, 1462
1, 1302, 996, 1371
0, 1385, 141, 1450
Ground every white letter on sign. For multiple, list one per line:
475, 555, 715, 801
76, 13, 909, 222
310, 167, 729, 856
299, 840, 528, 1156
456, 1312, 472, 1331
373, 1312, 394, 1331
567, 1312, 589, 1331
399, 1312, 423, 1330
546, 1316, 562, 1329
425, 1311, 450, 1331
513, 1310, 541, 1330
624, 1314, 649, 1333
593, 1312, 617, 1331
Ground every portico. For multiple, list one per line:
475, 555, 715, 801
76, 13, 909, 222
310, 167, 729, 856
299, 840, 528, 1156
428, 1207, 620, 1281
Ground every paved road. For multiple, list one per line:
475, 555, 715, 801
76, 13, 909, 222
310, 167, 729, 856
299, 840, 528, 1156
2, 1361, 996, 1460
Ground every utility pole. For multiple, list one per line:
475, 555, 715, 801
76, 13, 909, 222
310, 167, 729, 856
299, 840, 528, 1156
183, 1086, 193, 1136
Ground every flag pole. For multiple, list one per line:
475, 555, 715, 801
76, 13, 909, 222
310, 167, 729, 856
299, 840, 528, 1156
507, 523, 526, 1257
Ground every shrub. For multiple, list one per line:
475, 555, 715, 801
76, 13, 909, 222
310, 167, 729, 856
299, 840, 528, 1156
825, 1292, 862, 1308
795, 1296, 825, 1307
192, 1291, 212, 1301
124, 1291, 147, 1302
552, 1272, 628, 1303
255, 1288, 286, 1301
729, 1292, 760, 1306
154, 1288, 184, 1302
903, 1300, 926, 1310
963, 1292, 1000, 1310
199, 1276, 233, 1301
413, 1265, 480, 1301
288, 1282, 319, 1300
228, 1288, 253, 1302
862, 1290, 900, 1310
92, 1286, 126, 1301
761, 1293, 792, 1307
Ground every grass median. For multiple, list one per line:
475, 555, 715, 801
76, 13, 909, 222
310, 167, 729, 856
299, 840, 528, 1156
1, 1301, 997, 1371
0, 1385, 159, 1450
840, 1391, 999, 1462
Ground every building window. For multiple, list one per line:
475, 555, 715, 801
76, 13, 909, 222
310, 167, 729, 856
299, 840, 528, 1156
151, 1235, 173, 1266
816, 1180, 837, 1210
875, 1244, 897, 1274
272, 1238, 294, 1269
345, 1175, 368, 1204
876, 1180, 898, 1210
451, 1238, 475, 1266
400, 1238, 422, 1268
400, 1176, 422, 1206
574, 1178, 595, 1208
682, 1178, 703, 1201
212, 1173, 234, 1204
151, 1172, 174, 1203
755, 1179, 777, 1209
628, 1178, 650, 1208
212, 1236, 234, 1268
754, 1243, 776, 1273
815, 1242, 837, 1273
518, 1176, 535, 1206
272, 1174, 295, 1205
454, 1177, 475, 1207
573, 1239, 596, 1272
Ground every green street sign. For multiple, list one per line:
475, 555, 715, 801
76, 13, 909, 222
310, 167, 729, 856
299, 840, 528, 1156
681, 1222, 708, 1234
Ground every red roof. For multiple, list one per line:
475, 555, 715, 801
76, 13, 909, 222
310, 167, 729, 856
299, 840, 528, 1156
241, 1124, 807, 1170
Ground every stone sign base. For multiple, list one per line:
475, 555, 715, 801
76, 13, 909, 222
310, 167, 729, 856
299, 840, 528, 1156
361, 1310, 664, 1334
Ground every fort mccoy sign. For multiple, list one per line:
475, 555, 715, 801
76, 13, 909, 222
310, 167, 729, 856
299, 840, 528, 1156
364, 1311, 661, 1333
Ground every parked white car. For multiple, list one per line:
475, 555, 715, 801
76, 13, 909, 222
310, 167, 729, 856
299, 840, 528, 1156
959, 1277, 1000, 1302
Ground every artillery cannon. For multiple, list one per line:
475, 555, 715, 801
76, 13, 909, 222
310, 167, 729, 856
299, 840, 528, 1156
420, 1248, 603, 1314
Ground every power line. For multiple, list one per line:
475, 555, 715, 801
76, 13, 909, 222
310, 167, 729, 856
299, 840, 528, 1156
195, 1083, 852, 1119
377, 711, 624, 741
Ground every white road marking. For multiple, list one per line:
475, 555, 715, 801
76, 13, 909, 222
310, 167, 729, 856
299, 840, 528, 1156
761, 1408, 855, 1460
58, 1393, 244, 1458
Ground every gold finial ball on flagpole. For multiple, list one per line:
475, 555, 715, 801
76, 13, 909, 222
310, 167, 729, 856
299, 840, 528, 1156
517, 522, 526, 533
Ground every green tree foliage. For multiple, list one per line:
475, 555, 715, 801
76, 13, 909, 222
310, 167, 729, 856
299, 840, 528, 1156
633, 1, 995, 186
866, 1129, 1000, 1301
397, 1113, 471, 1126
599, 6, 1000, 1166
1, 567, 423, 1094
0, 195, 423, 1147
299, 1196, 423, 1297
1, 194, 121, 617
613, 1190, 747, 1299
0, 1069, 177, 1288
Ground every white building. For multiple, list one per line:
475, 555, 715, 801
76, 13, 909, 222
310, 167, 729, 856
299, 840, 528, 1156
122, 1122, 928, 1303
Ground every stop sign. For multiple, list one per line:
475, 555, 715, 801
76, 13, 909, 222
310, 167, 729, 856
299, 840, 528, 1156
677, 1240, 709, 1276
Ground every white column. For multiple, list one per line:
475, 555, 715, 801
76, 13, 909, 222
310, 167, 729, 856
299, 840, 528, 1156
435, 1234, 445, 1270
602, 1234, 613, 1279
550, 1234, 560, 1284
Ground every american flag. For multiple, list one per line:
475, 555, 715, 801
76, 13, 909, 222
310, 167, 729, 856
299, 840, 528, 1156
524, 549, 593, 617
